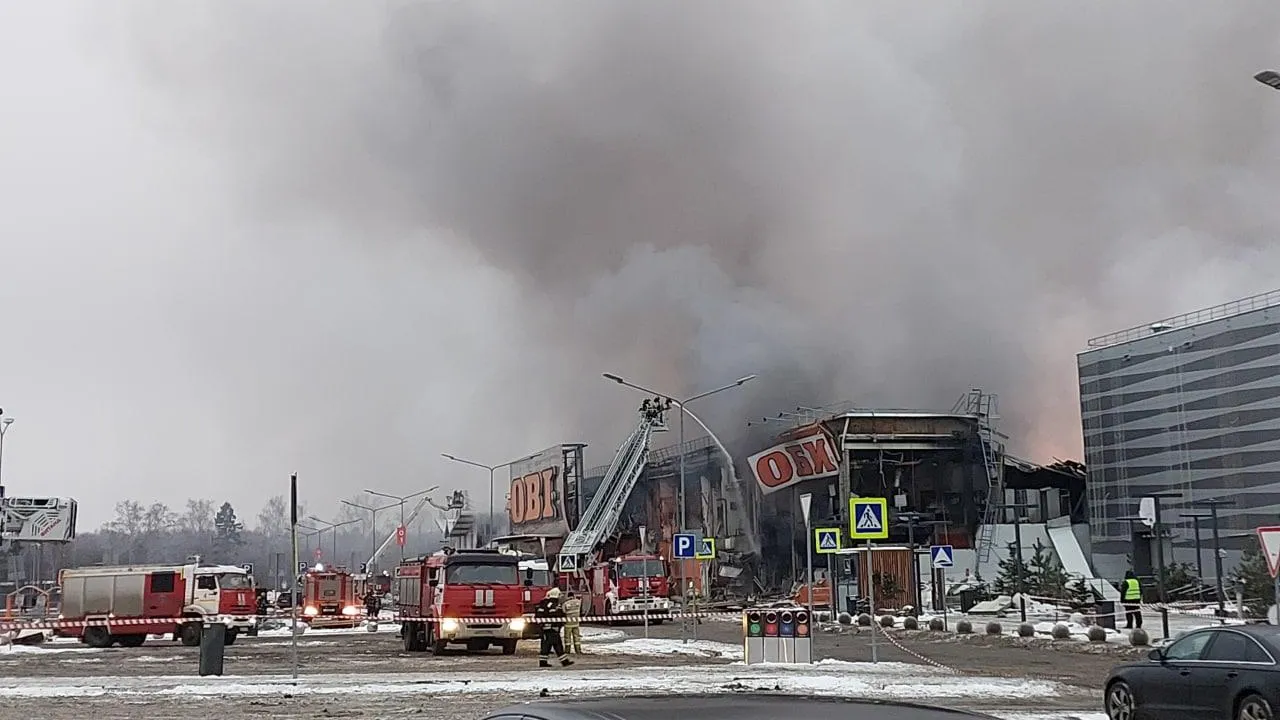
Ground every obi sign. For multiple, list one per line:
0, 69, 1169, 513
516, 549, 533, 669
747, 424, 840, 495
507, 445, 571, 536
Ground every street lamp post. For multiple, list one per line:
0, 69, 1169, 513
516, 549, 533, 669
602, 372, 757, 644
440, 454, 520, 539
365, 488, 434, 560
308, 517, 361, 561
1180, 512, 1213, 600
341, 499, 400, 572
0, 411, 14, 492
297, 524, 322, 561
1193, 498, 1235, 618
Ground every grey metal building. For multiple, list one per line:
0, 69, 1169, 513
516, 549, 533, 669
1079, 289, 1280, 580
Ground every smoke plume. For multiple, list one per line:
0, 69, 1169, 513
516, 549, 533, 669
3, 1, 1279, 525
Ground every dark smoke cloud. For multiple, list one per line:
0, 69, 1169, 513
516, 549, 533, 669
4, 2, 1279, 525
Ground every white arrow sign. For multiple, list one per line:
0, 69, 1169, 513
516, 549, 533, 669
1258, 526, 1280, 578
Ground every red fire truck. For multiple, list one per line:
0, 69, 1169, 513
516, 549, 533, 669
581, 553, 671, 623
57, 563, 257, 648
396, 548, 527, 655
299, 565, 361, 628
516, 555, 552, 639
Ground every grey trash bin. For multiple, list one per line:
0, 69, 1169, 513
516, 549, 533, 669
199, 623, 226, 677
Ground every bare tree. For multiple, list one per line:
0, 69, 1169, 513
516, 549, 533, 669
178, 499, 216, 535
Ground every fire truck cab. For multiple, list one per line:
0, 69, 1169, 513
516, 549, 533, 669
396, 549, 526, 655
584, 553, 671, 622
300, 565, 361, 628
515, 555, 552, 639
57, 563, 257, 648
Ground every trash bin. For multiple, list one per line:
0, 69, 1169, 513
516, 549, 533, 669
1094, 601, 1117, 630
199, 622, 226, 677
959, 589, 978, 614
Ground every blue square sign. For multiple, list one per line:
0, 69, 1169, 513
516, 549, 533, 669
931, 545, 954, 569
673, 533, 697, 559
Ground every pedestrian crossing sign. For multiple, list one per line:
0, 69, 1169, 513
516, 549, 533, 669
815, 528, 841, 554
557, 554, 579, 572
849, 497, 889, 540
696, 538, 716, 560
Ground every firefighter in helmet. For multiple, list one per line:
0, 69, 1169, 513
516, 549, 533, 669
364, 588, 382, 619
534, 587, 574, 668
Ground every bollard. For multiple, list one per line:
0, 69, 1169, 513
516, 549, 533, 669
1160, 607, 1169, 640
199, 622, 226, 677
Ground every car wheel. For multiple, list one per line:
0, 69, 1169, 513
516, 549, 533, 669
1238, 693, 1275, 720
1105, 680, 1135, 720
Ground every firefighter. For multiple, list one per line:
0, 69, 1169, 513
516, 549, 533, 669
562, 590, 583, 654
534, 587, 573, 668
364, 589, 382, 619
1121, 570, 1143, 629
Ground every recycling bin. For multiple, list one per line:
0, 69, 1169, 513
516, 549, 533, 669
199, 622, 226, 677
743, 610, 765, 664
762, 609, 782, 662
793, 609, 813, 663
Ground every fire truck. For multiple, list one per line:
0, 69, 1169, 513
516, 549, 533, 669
513, 554, 552, 638
396, 548, 527, 655
581, 553, 671, 622
57, 563, 256, 648
299, 565, 361, 628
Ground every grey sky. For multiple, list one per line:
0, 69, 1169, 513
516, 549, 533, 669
2, 2, 1279, 529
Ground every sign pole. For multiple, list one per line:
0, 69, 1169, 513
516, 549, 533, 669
289, 473, 299, 683
867, 537, 877, 664
941, 570, 948, 631
827, 552, 836, 617
640, 525, 649, 639
800, 493, 813, 622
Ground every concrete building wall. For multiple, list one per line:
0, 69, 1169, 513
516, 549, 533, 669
1079, 294, 1280, 579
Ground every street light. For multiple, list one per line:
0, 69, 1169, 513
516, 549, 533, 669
0, 410, 14, 491
308, 516, 361, 562
1180, 512, 1213, 598
1256, 70, 1280, 90
341, 499, 400, 572
440, 454, 520, 539
1192, 497, 1236, 618
601, 373, 756, 534
297, 523, 323, 560
365, 488, 436, 559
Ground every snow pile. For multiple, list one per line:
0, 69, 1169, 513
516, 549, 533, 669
587, 637, 743, 660
580, 627, 627, 642
0, 644, 99, 656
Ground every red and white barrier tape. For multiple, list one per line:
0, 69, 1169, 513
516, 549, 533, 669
0, 610, 744, 632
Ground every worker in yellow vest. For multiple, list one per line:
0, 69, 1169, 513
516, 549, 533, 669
1121, 570, 1143, 629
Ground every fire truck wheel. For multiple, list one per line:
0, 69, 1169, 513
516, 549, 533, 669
179, 622, 202, 647
83, 627, 112, 649
116, 634, 147, 648
500, 640, 518, 655
430, 639, 449, 656
651, 619, 665, 625
224, 630, 238, 646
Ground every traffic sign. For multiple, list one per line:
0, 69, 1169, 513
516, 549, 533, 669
814, 528, 841, 554
673, 533, 697, 559
849, 497, 889, 540
241, 563, 254, 575
557, 554, 578, 572
696, 538, 716, 560
931, 545, 954, 569
359, 563, 368, 574
1257, 526, 1280, 577
395, 525, 407, 547
297, 562, 308, 573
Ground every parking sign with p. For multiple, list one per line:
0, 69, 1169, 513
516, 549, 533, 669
673, 533, 697, 559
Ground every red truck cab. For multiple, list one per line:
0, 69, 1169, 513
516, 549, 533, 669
396, 549, 526, 655
584, 554, 671, 622
301, 566, 361, 628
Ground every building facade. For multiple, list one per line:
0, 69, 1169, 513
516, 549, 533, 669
1079, 289, 1280, 580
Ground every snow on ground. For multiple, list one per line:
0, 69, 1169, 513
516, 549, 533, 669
993, 714, 1106, 720
0, 644, 100, 656
587, 637, 743, 660
0, 662, 1064, 701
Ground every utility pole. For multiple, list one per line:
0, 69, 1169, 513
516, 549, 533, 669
1181, 512, 1213, 600
1145, 492, 1181, 606
1193, 498, 1235, 618
441, 454, 520, 540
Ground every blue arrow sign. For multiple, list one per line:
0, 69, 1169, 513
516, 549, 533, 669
930, 544, 954, 568
673, 533, 697, 559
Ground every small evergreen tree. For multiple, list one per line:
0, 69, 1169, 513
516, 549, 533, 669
213, 502, 244, 558
993, 540, 1032, 596
1066, 575, 1098, 610
1029, 539, 1069, 599
1230, 537, 1273, 618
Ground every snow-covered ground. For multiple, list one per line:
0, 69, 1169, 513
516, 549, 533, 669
0, 659, 1065, 701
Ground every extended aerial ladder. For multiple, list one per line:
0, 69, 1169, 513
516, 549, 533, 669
557, 399, 671, 565
362, 493, 436, 572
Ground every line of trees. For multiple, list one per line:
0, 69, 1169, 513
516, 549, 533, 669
66, 494, 449, 588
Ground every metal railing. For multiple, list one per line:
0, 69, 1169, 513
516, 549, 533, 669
1086, 288, 1280, 350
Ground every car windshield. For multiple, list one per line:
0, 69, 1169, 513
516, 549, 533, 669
616, 560, 664, 578
219, 573, 253, 589
525, 569, 552, 587
446, 563, 519, 585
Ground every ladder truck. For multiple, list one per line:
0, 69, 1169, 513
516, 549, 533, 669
556, 399, 674, 622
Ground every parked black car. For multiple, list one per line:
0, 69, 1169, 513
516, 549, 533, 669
482, 695, 1001, 720
1105, 624, 1280, 719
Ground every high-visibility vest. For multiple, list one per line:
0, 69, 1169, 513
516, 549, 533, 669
1123, 577, 1141, 601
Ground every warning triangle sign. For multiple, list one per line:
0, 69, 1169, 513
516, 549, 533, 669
856, 505, 882, 531
1258, 526, 1280, 578
819, 532, 838, 550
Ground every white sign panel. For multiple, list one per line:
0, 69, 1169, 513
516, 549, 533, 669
1, 497, 78, 542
